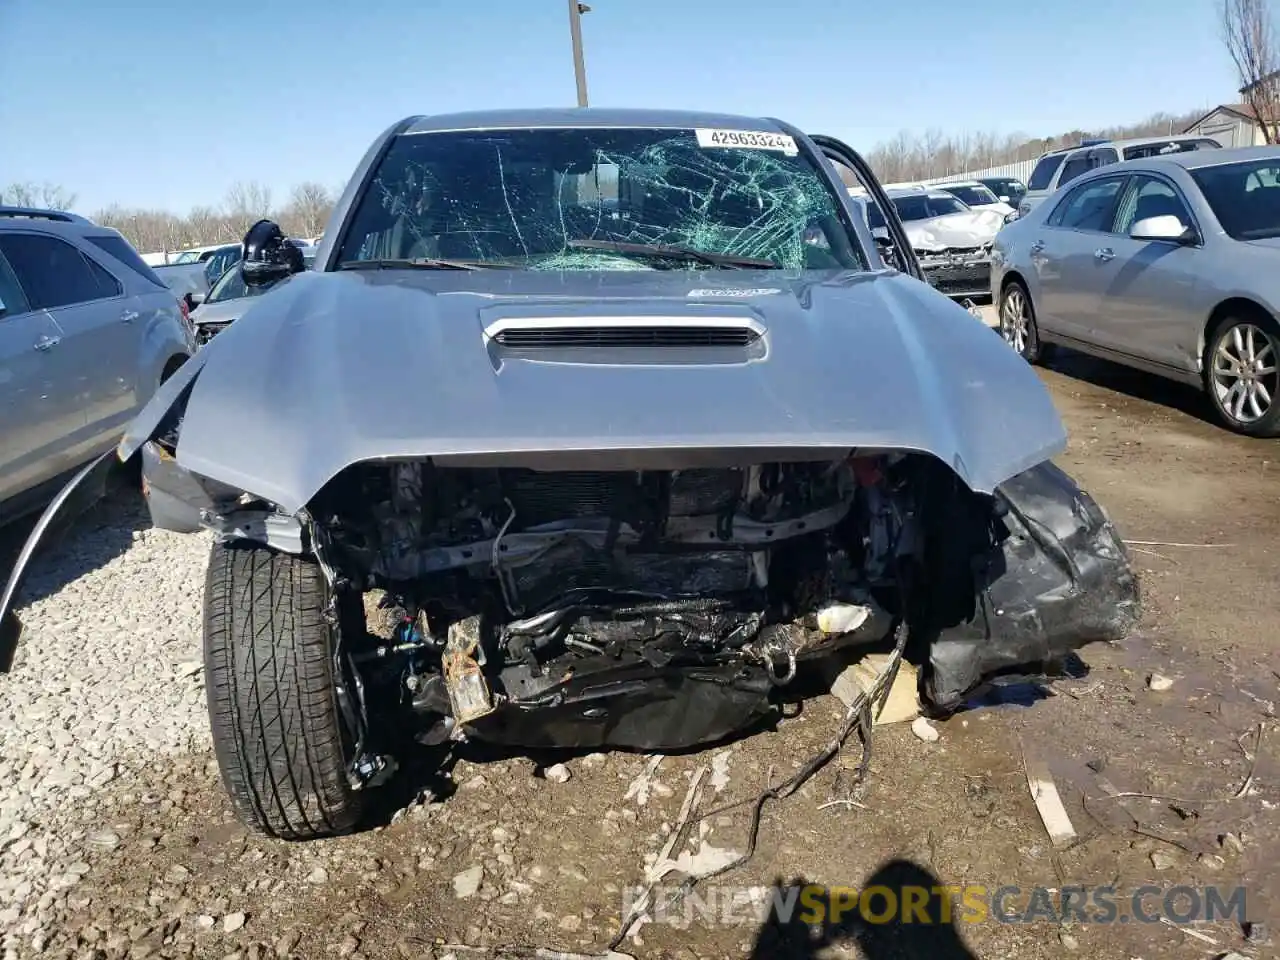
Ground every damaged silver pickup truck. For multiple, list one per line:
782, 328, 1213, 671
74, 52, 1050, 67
0, 108, 1140, 841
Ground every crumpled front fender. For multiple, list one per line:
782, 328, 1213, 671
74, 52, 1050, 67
117, 346, 211, 463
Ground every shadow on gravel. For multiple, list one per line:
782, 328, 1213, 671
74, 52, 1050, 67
748, 860, 979, 960
0, 471, 149, 611
359, 707, 789, 830
1044, 347, 1220, 428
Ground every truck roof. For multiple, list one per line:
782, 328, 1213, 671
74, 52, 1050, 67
403, 107, 788, 135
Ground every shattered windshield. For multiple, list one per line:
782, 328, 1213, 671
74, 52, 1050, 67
335, 127, 866, 271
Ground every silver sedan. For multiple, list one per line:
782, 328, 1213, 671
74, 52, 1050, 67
990, 146, 1280, 437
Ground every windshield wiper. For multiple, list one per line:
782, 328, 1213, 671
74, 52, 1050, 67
566, 239, 778, 269
338, 258, 515, 272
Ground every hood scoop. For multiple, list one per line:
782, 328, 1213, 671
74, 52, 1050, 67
483, 316, 765, 349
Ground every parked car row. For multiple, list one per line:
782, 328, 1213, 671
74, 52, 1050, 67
992, 144, 1280, 437
848, 184, 1010, 300
151, 242, 242, 301
155, 237, 315, 316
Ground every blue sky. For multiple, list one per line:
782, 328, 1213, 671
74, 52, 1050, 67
0, 0, 1235, 214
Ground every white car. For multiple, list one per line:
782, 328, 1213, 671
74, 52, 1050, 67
851, 186, 1006, 299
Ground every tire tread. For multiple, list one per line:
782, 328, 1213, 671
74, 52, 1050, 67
203, 541, 362, 840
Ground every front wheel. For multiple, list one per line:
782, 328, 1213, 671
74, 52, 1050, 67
1204, 314, 1280, 438
999, 280, 1053, 364
203, 540, 365, 839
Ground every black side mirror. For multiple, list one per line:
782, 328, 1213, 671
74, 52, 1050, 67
241, 219, 305, 287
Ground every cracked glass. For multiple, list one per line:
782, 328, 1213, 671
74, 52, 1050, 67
336, 127, 867, 271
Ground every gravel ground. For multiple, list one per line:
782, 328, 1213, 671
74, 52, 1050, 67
2, 330, 1278, 960
0, 496, 212, 955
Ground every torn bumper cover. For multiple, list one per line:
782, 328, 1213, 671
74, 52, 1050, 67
924, 461, 1141, 710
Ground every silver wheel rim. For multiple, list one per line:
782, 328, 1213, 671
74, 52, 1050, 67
1001, 287, 1030, 354
1211, 322, 1278, 424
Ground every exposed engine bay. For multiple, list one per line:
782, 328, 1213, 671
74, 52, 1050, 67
305, 458, 906, 752
310, 456, 910, 751
127, 433, 1140, 793
247, 449, 1132, 764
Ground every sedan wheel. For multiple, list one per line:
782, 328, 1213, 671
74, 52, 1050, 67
999, 281, 1051, 364
1207, 317, 1280, 437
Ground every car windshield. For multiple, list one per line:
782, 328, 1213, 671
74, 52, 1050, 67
945, 185, 1000, 206
206, 265, 277, 303
169, 251, 200, 264
891, 194, 969, 221
335, 126, 866, 271
1191, 159, 1280, 241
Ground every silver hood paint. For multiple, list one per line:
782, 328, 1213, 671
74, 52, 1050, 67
120, 268, 1067, 514
904, 209, 1006, 252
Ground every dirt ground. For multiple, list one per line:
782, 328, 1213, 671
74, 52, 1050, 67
16, 332, 1280, 960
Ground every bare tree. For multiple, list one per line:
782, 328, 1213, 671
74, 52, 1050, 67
186, 205, 229, 244
1, 180, 77, 210
222, 181, 274, 238
280, 182, 334, 238
1221, 0, 1280, 144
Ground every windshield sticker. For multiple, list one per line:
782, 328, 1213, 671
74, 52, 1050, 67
695, 129, 798, 154
688, 288, 781, 298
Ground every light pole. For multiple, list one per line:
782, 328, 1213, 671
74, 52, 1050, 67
568, 0, 590, 107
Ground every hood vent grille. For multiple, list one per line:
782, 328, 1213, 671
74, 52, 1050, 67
485, 316, 765, 350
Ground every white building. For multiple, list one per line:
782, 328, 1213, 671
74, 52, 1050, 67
1182, 103, 1277, 147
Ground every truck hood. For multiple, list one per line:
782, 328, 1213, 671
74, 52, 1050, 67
121, 268, 1066, 514
903, 210, 1006, 251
